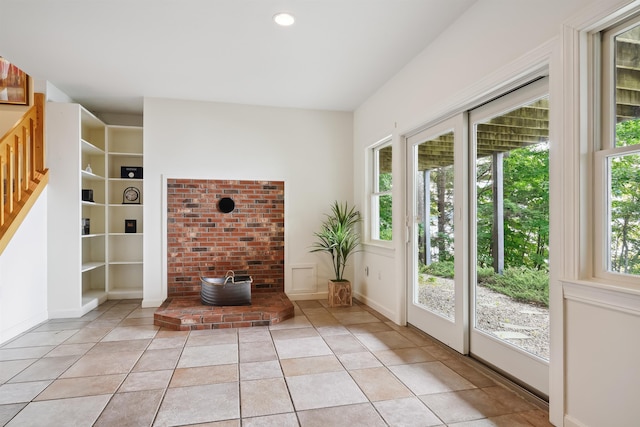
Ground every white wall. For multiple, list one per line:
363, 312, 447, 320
353, 0, 590, 335
0, 189, 48, 344
352, 0, 634, 426
563, 284, 640, 427
142, 98, 353, 306
558, 2, 640, 426
0, 79, 54, 345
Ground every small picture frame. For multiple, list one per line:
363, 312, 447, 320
81, 189, 94, 202
121, 166, 143, 179
125, 219, 137, 233
0, 57, 28, 105
82, 218, 90, 235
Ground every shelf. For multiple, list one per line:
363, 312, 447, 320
82, 233, 105, 239
81, 170, 105, 181
108, 263, 142, 297
108, 126, 143, 154
82, 291, 108, 311
81, 139, 104, 155
110, 152, 143, 157
108, 178, 143, 183
78, 122, 143, 302
47, 102, 111, 317
108, 234, 143, 260
82, 201, 105, 207
81, 262, 105, 272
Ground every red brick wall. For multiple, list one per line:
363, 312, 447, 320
167, 179, 284, 297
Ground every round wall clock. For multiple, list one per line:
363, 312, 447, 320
123, 186, 141, 204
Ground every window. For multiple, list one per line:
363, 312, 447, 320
372, 141, 392, 241
597, 19, 640, 279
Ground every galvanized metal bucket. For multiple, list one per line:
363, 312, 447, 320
200, 270, 252, 306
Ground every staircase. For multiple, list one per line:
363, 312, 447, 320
0, 93, 48, 255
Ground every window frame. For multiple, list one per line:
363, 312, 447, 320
593, 15, 640, 284
370, 138, 393, 244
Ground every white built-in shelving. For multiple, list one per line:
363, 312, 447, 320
47, 103, 143, 317
106, 126, 143, 299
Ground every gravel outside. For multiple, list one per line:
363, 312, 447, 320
418, 274, 549, 360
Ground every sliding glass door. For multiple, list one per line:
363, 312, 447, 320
406, 78, 550, 396
469, 78, 549, 396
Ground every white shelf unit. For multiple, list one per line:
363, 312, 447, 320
106, 126, 143, 299
47, 104, 108, 317
48, 106, 145, 316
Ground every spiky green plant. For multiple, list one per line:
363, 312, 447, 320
310, 201, 362, 281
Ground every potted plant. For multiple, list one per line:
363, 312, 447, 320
310, 201, 361, 306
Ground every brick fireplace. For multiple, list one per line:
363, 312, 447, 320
154, 178, 294, 330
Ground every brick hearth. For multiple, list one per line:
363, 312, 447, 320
154, 292, 294, 330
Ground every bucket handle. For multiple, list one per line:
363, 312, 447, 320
224, 270, 235, 284
198, 267, 237, 285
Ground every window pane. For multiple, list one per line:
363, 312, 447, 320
615, 26, 640, 147
474, 96, 550, 361
376, 194, 392, 241
608, 152, 640, 275
372, 143, 392, 241
415, 130, 455, 320
377, 145, 392, 191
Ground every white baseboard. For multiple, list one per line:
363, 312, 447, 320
141, 299, 165, 308
48, 308, 86, 319
564, 414, 588, 427
352, 291, 399, 323
0, 311, 48, 345
286, 292, 328, 301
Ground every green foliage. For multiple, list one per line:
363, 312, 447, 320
378, 189, 392, 241
429, 166, 455, 262
414, 110, 640, 299
479, 267, 549, 307
423, 261, 548, 307
476, 266, 496, 282
476, 143, 550, 271
379, 171, 392, 192
616, 117, 640, 147
310, 201, 362, 281
609, 120, 640, 275
423, 261, 454, 278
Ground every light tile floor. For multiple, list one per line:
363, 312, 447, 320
0, 299, 551, 426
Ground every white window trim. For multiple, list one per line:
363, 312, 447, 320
591, 12, 640, 287
367, 137, 394, 247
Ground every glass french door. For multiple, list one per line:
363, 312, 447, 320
406, 115, 468, 353
469, 78, 549, 397
407, 78, 550, 397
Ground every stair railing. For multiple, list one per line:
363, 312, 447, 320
0, 93, 48, 255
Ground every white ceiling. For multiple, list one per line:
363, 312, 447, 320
0, 0, 477, 115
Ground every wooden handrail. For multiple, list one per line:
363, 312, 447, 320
0, 93, 49, 255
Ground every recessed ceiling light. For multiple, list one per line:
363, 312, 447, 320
273, 12, 295, 27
